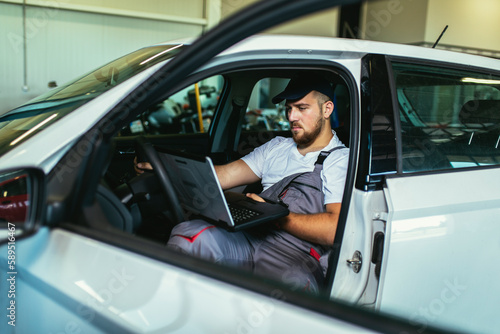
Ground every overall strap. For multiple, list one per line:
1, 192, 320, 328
314, 145, 346, 167
282, 145, 345, 191
260, 145, 346, 203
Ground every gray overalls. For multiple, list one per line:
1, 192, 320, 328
167, 147, 344, 293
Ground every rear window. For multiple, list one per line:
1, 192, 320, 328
392, 62, 500, 172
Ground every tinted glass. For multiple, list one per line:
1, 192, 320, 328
120, 75, 223, 135
392, 62, 500, 172
26, 44, 185, 105
244, 78, 290, 132
243, 77, 349, 137
0, 45, 185, 154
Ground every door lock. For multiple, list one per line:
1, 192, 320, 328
347, 250, 362, 273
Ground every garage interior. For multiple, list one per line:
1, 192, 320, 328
1, 0, 500, 115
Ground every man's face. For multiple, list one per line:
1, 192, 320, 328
285, 91, 326, 146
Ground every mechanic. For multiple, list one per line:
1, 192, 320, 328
136, 74, 349, 293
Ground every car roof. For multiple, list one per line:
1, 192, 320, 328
204, 34, 500, 70
154, 34, 500, 70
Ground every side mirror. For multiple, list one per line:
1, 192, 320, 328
0, 168, 45, 242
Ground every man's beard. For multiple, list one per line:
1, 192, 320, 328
291, 116, 324, 146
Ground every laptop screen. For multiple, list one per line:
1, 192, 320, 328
158, 151, 235, 226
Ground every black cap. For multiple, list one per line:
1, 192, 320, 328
272, 74, 334, 104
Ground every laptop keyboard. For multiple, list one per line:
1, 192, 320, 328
228, 203, 260, 223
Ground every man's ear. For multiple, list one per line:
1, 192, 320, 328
323, 100, 334, 118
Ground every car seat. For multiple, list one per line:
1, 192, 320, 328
96, 184, 141, 233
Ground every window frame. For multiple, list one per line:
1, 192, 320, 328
357, 54, 398, 191
391, 56, 500, 174
361, 54, 500, 192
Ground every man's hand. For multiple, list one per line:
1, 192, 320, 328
246, 193, 285, 230
134, 156, 153, 174
245, 193, 265, 202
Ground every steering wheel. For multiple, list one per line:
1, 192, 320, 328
135, 136, 185, 224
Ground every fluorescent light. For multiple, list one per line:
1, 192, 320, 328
10, 113, 58, 146
139, 44, 184, 65
461, 77, 500, 85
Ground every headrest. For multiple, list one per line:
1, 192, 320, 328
459, 100, 500, 126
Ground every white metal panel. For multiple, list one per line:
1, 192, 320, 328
331, 190, 375, 303
332, 189, 387, 305
0, 227, 378, 333
378, 168, 500, 334
0, 3, 27, 113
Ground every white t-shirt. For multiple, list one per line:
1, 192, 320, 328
241, 132, 349, 204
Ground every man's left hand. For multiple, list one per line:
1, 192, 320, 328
246, 193, 265, 202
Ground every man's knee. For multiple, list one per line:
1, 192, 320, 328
169, 220, 215, 244
167, 220, 223, 261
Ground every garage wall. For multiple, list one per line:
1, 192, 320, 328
0, 0, 209, 115
425, 0, 500, 51
266, 8, 339, 37
221, 0, 339, 37
1, 4, 24, 114
359, 0, 428, 44
360, 0, 500, 57
50, 0, 206, 19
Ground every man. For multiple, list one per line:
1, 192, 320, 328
138, 74, 349, 293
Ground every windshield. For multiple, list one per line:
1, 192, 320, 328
0, 44, 185, 156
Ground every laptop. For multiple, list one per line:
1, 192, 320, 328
157, 149, 289, 231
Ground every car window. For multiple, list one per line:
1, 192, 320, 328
243, 78, 290, 132
243, 77, 349, 133
392, 62, 500, 172
120, 75, 223, 136
242, 76, 350, 144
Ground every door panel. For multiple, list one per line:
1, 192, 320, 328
378, 168, 500, 333
331, 189, 387, 305
0, 227, 378, 334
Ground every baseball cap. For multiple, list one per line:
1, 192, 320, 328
272, 74, 334, 104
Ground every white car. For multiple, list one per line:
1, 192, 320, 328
1, 0, 499, 333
